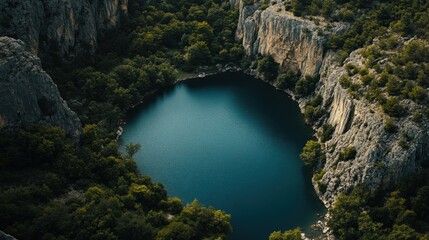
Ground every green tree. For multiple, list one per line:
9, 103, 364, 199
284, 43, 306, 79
300, 140, 324, 167
184, 41, 212, 65
328, 188, 368, 240
294, 75, 319, 96
387, 78, 403, 96
321, 124, 335, 142
156, 222, 195, 240
384, 117, 398, 133
339, 146, 357, 161
125, 143, 141, 157
358, 211, 384, 240
115, 212, 155, 240
269, 228, 302, 240
382, 97, 405, 117
387, 224, 419, 240
275, 70, 300, 89
257, 55, 279, 81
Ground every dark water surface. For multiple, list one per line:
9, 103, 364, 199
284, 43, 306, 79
121, 72, 325, 239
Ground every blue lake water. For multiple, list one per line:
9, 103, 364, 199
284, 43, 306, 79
121, 72, 325, 239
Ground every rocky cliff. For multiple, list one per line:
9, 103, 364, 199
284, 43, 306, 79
236, 0, 346, 76
315, 49, 429, 206
0, 0, 128, 62
0, 230, 17, 240
0, 37, 82, 138
235, 0, 429, 207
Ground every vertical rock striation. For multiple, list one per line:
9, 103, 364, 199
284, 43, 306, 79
236, 1, 346, 76
0, 37, 82, 138
0, 0, 128, 62
235, 0, 429, 207
315, 50, 429, 207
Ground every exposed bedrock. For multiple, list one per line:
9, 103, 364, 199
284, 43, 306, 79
235, 0, 429, 207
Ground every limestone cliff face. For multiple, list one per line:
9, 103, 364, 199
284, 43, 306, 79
0, 37, 82, 138
236, 0, 429, 207
0, 0, 128, 62
236, 1, 346, 76
315, 50, 429, 207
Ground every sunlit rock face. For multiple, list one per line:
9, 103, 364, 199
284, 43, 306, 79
236, 1, 346, 76
235, 0, 429, 207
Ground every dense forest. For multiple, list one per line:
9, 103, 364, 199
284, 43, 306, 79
1, 0, 429, 239
0, 0, 241, 239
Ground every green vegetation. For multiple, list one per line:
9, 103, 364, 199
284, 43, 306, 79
275, 70, 300, 89
257, 55, 279, 81
269, 228, 302, 240
384, 117, 398, 134
338, 146, 357, 161
300, 140, 325, 168
320, 124, 335, 142
285, 0, 429, 238
313, 170, 327, 193
125, 143, 142, 157
0, 126, 232, 239
329, 169, 429, 240
294, 74, 319, 96
48, 0, 243, 131
1, 0, 241, 238
382, 97, 405, 117
303, 95, 324, 124
289, 0, 429, 119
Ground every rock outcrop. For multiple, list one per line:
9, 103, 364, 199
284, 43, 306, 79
0, 0, 128, 62
0, 37, 82, 138
315, 50, 429, 206
235, 0, 429, 207
0, 230, 17, 240
236, 1, 346, 76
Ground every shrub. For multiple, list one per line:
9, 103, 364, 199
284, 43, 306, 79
294, 75, 319, 96
339, 75, 351, 88
345, 64, 359, 76
412, 110, 423, 123
321, 124, 335, 142
384, 117, 398, 133
409, 86, 427, 104
313, 170, 326, 182
257, 55, 279, 82
361, 73, 375, 85
339, 146, 357, 161
304, 95, 324, 124
387, 78, 403, 96
382, 97, 405, 117
300, 140, 324, 168
275, 70, 300, 89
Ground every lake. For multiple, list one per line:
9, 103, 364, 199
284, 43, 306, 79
121, 72, 325, 239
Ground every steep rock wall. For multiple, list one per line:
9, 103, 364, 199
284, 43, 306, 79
0, 0, 128, 62
315, 50, 429, 206
236, 0, 429, 207
0, 37, 82, 138
236, 1, 346, 76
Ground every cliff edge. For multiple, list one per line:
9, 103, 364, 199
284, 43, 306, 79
0, 37, 82, 138
0, 0, 128, 62
236, 0, 347, 76
236, 0, 429, 207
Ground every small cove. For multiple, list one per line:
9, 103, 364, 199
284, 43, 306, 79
120, 72, 325, 239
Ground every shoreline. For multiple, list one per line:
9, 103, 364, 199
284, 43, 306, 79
116, 65, 330, 239
116, 64, 242, 139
